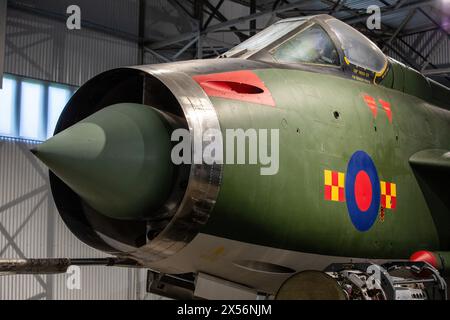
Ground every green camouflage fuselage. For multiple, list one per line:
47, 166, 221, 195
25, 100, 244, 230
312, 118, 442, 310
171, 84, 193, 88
203, 67, 450, 259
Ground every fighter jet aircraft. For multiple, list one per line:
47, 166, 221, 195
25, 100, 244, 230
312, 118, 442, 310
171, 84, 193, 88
1, 14, 450, 300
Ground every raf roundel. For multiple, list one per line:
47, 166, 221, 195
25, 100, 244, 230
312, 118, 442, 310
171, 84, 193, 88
345, 151, 381, 232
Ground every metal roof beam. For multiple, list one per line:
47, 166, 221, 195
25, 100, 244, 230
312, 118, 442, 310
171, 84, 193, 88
395, 0, 407, 9
422, 67, 450, 75
344, 0, 440, 24
421, 32, 447, 70
329, 0, 345, 14
203, 0, 224, 29
417, 8, 450, 38
321, 0, 361, 16
202, 0, 248, 41
147, 0, 317, 49
168, 0, 197, 21
172, 35, 199, 60
144, 48, 172, 63
382, 8, 417, 51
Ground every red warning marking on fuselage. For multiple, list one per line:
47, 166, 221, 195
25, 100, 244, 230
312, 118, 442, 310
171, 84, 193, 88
379, 99, 392, 123
363, 94, 377, 118
362, 94, 393, 123
192, 70, 276, 107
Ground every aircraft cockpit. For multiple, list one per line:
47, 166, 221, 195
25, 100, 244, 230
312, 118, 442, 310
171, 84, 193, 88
223, 15, 390, 84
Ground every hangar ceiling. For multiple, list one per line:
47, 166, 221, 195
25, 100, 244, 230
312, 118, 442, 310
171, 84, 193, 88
5, 0, 450, 86
149, 0, 450, 85
225, 0, 450, 82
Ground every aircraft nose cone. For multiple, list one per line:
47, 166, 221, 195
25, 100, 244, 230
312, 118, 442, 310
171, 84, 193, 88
32, 103, 174, 220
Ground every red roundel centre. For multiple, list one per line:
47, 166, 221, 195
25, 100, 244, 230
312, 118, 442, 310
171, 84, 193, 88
354, 170, 372, 212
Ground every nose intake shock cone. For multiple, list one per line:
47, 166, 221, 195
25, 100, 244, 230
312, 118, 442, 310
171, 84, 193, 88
32, 103, 174, 220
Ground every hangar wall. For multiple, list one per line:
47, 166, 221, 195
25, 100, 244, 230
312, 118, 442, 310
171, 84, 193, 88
387, 29, 450, 68
3, 1, 195, 87
4, 8, 140, 87
0, 0, 6, 88
0, 138, 147, 299
1, 3, 153, 299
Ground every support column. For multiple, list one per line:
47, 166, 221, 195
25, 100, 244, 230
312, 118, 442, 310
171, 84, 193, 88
194, 0, 203, 59
0, 0, 7, 88
138, 0, 146, 64
250, 0, 256, 36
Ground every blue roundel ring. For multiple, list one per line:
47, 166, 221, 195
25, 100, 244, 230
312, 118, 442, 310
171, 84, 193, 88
345, 151, 381, 232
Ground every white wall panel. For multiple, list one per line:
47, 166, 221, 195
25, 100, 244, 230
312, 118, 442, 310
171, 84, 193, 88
0, 138, 142, 300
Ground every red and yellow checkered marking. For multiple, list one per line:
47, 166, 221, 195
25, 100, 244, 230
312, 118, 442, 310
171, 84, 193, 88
381, 181, 397, 209
324, 170, 345, 202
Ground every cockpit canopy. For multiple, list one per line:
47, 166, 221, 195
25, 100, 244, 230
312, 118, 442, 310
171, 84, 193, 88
224, 15, 388, 82
326, 18, 386, 73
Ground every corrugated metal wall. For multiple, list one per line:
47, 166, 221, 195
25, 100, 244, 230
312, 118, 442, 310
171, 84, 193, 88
1, 2, 166, 299
11, 0, 140, 35
4, 8, 140, 87
0, 138, 146, 300
386, 30, 450, 68
0, 0, 6, 89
